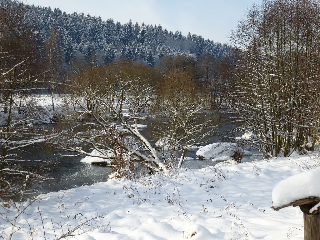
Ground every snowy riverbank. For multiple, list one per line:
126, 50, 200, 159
2, 152, 320, 240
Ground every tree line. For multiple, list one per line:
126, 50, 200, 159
0, 0, 232, 69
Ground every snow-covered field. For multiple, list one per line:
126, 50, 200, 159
0, 94, 66, 126
2, 152, 319, 240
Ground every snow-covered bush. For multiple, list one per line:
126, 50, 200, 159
196, 142, 244, 163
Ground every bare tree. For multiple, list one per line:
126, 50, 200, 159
44, 27, 64, 111
197, 53, 233, 110
60, 58, 216, 176
231, 0, 320, 156
61, 61, 167, 178
0, 1, 50, 199
155, 70, 214, 168
158, 55, 197, 78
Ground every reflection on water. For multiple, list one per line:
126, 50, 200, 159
34, 163, 111, 195
13, 142, 112, 199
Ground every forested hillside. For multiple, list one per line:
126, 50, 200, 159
0, 0, 231, 68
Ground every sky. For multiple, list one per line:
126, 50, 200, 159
22, 0, 262, 44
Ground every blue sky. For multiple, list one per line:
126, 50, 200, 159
22, 0, 262, 44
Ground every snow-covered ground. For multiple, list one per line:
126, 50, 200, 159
2, 152, 319, 240
0, 94, 66, 126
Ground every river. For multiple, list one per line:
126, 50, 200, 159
19, 109, 259, 199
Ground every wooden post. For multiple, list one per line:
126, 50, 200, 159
300, 203, 320, 240
273, 198, 320, 240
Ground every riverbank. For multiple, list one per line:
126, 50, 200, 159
2, 151, 319, 239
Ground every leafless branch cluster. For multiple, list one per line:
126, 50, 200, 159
56, 59, 217, 177
0, 1, 62, 200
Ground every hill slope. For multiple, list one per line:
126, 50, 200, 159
0, 0, 232, 67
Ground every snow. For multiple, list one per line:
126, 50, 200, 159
309, 202, 320, 214
196, 142, 243, 161
80, 149, 113, 164
0, 94, 66, 126
272, 166, 320, 209
155, 137, 175, 150
236, 131, 254, 140
131, 124, 147, 130
2, 153, 319, 239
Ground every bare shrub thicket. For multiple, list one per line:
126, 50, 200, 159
197, 53, 234, 110
155, 70, 214, 168
58, 61, 167, 178
58, 59, 216, 177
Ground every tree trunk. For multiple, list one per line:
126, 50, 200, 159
178, 148, 187, 168
300, 204, 320, 240
303, 213, 320, 240
51, 86, 55, 111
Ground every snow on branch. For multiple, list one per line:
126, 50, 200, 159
1, 59, 27, 76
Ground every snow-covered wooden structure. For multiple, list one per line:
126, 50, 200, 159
272, 167, 320, 240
